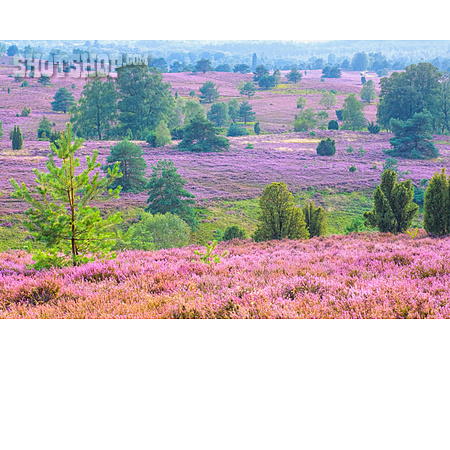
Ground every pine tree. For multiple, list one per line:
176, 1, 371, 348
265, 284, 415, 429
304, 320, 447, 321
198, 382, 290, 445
102, 140, 148, 193
302, 201, 327, 237
51, 87, 75, 113
199, 81, 219, 103
10, 123, 124, 268
11, 125, 23, 150
207, 102, 230, 127
145, 159, 197, 229
37, 116, 52, 139
364, 170, 419, 233
238, 101, 255, 124
253, 182, 309, 241
423, 168, 449, 236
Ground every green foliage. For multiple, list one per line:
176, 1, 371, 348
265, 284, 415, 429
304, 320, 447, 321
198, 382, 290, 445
253, 182, 309, 241
335, 109, 343, 121
178, 116, 230, 152
423, 169, 449, 236
10, 123, 125, 268
253, 65, 269, 82
227, 122, 249, 136
342, 93, 367, 131
199, 81, 220, 103
102, 140, 148, 193
286, 67, 302, 83
258, 74, 276, 90
364, 170, 419, 234
234, 63, 250, 74
316, 138, 336, 156
328, 120, 339, 130
349, 165, 357, 172
0, 121, 3, 138
345, 216, 369, 234
239, 81, 256, 98
254, 121, 261, 135
130, 212, 191, 250
227, 99, 240, 122
386, 111, 439, 160
319, 91, 337, 109
37, 74, 51, 86
207, 102, 230, 127
194, 58, 213, 73
294, 108, 317, 132
194, 240, 228, 265
51, 87, 75, 113
360, 79, 377, 103
21, 80, 29, 88
20, 107, 31, 117
11, 125, 23, 150
238, 101, 255, 124
367, 121, 381, 134
377, 63, 441, 130
322, 65, 341, 78
302, 201, 327, 237
183, 99, 205, 125
70, 78, 118, 140
223, 225, 246, 241
37, 116, 52, 139
116, 63, 174, 140
296, 96, 307, 110
145, 159, 197, 229
383, 157, 399, 172
147, 121, 172, 147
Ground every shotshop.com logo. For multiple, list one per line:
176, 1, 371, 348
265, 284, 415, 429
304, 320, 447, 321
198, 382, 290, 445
9, 52, 152, 78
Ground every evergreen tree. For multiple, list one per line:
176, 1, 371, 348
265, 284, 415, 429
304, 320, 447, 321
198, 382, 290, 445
37, 74, 51, 86
258, 74, 276, 90
238, 101, 255, 124
10, 123, 124, 268
37, 116, 52, 139
302, 201, 327, 237
316, 138, 336, 156
233, 64, 250, 74
253, 182, 309, 241
254, 121, 261, 135
145, 159, 197, 229
194, 59, 212, 73
239, 81, 256, 98
386, 111, 439, 160
11, 125, 23, 150
364, 170, 419, 234
227, 99, 240, 122
207, 102, 230, 127
102, 140, 148, 193
178, 116, 230, 152
183, 99, 205, 125
342, 93, 367, 130
116, 63, 174, 140
199, 81, 220, 103
253, 65, 269, 82
423, 168, 449, 236
227, 123, 249, 136
70, 77, 118, 140
286, 67, 302, 83
51, 87, 75, 113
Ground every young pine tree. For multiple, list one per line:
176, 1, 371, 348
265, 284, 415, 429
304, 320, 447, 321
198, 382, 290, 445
364, 170, 418, 234
423, 168, 449, 236
145, 159, 197, 229
253, 182, 309, 241
10, 123, 125, 268
102, 140, 148, 193
51, 87, 75, 113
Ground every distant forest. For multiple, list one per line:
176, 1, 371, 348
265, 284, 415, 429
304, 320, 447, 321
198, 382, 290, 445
2, 40, 450, 72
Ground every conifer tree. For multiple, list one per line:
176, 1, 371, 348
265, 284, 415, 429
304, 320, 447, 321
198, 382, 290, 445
423, 168, 449, 236
253, 182, 309, 241
102, 140, 148, 193
51, 87, 75, 113
37, 116, 52, 139
302, 201, 327, 237
364, 170, 418, 233
238, 101, 255, 124
145, 159, 197, 229
11, 125, 23, 150
10, 123, 125, 268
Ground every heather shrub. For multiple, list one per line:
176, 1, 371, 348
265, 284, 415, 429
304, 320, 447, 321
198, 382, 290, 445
223, 225, 246, 241
130, 212, 191, 250
316, 138, 336, 156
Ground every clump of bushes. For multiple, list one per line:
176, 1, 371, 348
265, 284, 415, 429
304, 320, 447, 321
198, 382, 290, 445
20, 107, 31, 117
368, 121, 381, 134
316, 138, 336, 156
227, 122, 249, 136
223, 225, 246, 241
328, 120, 339, 130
